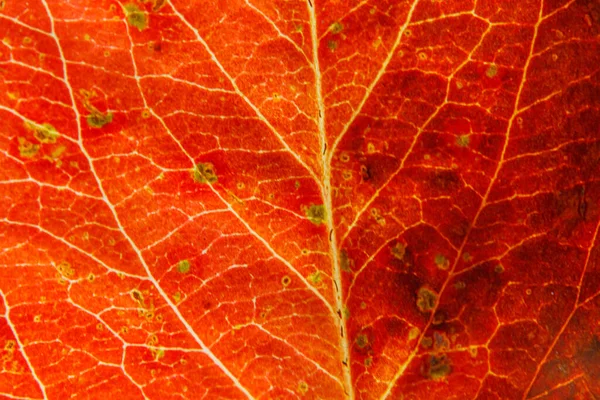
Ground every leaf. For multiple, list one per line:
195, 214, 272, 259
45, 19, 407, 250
1, 0, 599, 399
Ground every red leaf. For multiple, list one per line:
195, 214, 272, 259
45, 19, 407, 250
1, 0, 599, 398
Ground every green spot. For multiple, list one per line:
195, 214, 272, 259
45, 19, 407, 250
456, 134, 470, 147
177, 260, 190, 274
434, 254, 449, 270
364, 357, 373, 367
86, 112, 113, 128
28, 122, 58, 144
307, 270, 322, 285
192, 162, 218, 184
416, 287, 437, 313
327, 40, 338, 51
485, 63, 498, 78
343, 306, 350, 320
294, 25, 303, 32
330, 21, 343, 34
124, 4, 148, 31
17, 137, 39, 158
305, 204, 326, 225
340, 250, 353, 272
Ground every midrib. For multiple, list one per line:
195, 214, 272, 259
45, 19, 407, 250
307, 1, 355, 398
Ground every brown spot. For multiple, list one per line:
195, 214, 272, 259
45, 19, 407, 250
494, 264, 504, 274
281, 275, 291, 287
416, 287, 437, 313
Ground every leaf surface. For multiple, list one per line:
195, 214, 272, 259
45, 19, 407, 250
1, 0, 599, 399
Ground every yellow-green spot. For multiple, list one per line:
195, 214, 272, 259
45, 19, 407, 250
456, 134, 470, 147
343, 306, 350, 320
17, 137, 39, 158
306, 204, 326, 225
124, 3, 148, 31
434, 254, 449, 270
486, 63, 498, 78
192, 162, 217, 184
364, 357, 372, 367
177, 260, 190, 274
330, 21, 343, 34
327, 40, 338, 51
86, 112, 113, 128
307, 270, 322, 285
28, 122, 58, 144
51, 145, 66, 159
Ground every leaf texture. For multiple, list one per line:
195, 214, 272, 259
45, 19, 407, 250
1, 0, 599, 399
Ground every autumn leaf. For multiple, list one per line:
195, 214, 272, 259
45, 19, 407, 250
1, 0, 599, 399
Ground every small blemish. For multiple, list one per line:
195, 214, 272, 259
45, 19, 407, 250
416, 287, 437, 313
434, 254, 450, 270
391, 242, 406, 260
340, 250, 353, 272
17, 138, 39, 158
427, 354, 451, 380
408, 327, 420, 341
192, 162, 218, 184
86, 111, 113, 128
355, 333, 369, 348
485, 64, 498, 78
281, 275, 291, 287
297, 381, 309, 395
456, 134, 470, 147
124, 3, 148, 31
177, 260, 190, 274
307, 270, 322, 285
27, 122, 58, 144
305, 204, 326, 225
494, 264, 505, 274
130, 289, 144, 305
327, 40, 338, 51
330, 21, 343, 34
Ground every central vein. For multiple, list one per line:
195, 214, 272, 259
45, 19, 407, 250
307, 1, 354, 398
